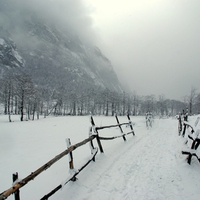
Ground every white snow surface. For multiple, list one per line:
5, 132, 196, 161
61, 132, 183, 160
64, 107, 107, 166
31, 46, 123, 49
0, 115, 200, 200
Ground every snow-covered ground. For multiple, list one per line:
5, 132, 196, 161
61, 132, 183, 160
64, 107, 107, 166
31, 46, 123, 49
0, 115, 200, 200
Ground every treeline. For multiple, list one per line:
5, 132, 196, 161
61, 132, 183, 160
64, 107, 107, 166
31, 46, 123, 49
0, 73, 190, 122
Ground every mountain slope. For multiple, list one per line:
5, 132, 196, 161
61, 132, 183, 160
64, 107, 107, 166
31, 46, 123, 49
0, 0, 122, 93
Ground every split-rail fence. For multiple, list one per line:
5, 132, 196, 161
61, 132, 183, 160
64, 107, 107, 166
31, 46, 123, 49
0, 115, 135, 200
178, 114, 200, 164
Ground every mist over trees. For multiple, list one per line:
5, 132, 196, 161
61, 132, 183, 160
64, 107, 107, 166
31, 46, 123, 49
0, 72, 192, 122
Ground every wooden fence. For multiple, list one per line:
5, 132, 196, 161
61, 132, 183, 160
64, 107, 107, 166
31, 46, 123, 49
0, 115, 135, 200
178, 115, 200, 164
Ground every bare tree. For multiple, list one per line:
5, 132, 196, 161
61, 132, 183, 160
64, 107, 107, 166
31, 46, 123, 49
7, 78, 13, 122
142, 95, 156, 114
157, 95, 167, 116
189, 86, 197, 115
132, 92, 139, 116
15, 74, 34, 121
194, 93, 200, 114
0, 74, 15, 122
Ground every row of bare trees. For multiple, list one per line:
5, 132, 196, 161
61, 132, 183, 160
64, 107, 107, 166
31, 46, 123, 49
0, 74, 36, 122
0, 73, 194, 122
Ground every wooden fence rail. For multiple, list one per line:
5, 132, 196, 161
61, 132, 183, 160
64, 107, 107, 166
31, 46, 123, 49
0, 115, 135, 200
40, 148, 98, 200
90, 114, 135, 153
0, 135, 96, 200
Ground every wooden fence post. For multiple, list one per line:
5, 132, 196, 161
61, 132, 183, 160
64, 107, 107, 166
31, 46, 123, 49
182, 123, 187, 137
66, 138, 77, 181
115, 115, 126, 141
127, 114, 135, 136
90, 116, 104, 153
89, 127, 96, 161
12, 172, 20, 200
178, 115, 182, 135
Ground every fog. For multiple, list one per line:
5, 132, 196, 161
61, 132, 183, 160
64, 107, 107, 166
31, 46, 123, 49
1, 0, 200, 100
0, 0, 97, 44
84, 0, 200, 100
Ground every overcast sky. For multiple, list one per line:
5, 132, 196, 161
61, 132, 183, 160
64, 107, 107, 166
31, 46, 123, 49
82, 0, 200, 100
1, 0, 199, 100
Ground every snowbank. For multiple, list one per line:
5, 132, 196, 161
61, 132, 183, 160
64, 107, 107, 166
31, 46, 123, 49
0, 115, 200, 200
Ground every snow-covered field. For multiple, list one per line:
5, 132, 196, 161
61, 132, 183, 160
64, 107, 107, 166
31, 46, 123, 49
0, 115, 200, 200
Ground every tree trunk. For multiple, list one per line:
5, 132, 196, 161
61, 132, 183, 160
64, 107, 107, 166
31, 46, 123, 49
8, 84, 12, 122
20, 91, 24, 121
15, 96, 18, 115
72, 101, 76, 115
106, 101, 108, 116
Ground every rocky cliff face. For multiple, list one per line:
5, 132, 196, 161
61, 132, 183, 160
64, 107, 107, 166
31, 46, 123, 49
0, 1, 122, 93
0, 37, 25, 69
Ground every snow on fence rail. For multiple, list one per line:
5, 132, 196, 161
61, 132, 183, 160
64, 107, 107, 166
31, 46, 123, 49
178, 114, 200, 164
0, 115, 135, 200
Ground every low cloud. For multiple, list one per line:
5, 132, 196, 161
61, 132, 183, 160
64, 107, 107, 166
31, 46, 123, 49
0, 0, 97, 44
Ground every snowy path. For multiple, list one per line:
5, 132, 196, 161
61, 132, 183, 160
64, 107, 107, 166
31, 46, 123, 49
1, 116, 200, 200
53, 118, 200, 200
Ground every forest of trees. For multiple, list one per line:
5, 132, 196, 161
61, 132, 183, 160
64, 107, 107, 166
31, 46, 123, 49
0, 73, 198, 122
